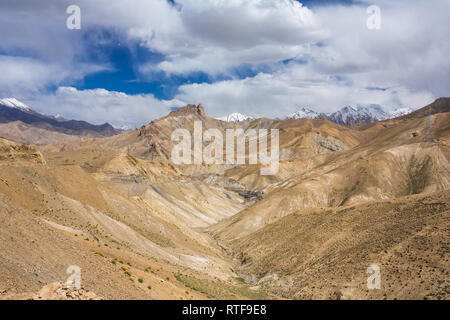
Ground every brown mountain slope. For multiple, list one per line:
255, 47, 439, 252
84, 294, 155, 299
225, 191, 449, 300
0, 103, 119, 145
210, 112, 450, 240
1, 99, 449, 300
0, 138, 46, 165
42, 105, 238, 160
247, 117, 361, 159
225, 104, 450, 191
42, 104, 362, 166
355, 97, 450, 139
397, 97, 450, 120
0, 138, 273, 300
0, 121, 81, 145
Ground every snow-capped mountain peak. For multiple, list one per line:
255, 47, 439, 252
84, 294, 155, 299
388, 107, 413, 118
49, 114, 70, 122
286, 107, 320, 120
114, 124, 133, 132
327, 104, 389, 125
0, 98, 32, 111
217, 113, 254, 122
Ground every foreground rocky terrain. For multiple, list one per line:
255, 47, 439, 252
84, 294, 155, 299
0, 98, 449, 300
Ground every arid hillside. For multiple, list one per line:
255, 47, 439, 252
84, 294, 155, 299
210, 111, 449, 239
0, 102, 119, 145
1, 99, 449, 300
226, 191, 449, 300
0, 139, 272, 300
41, 104, 363, 163
41, 105, 238, 160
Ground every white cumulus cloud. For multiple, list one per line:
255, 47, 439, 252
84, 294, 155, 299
24, 87, 184, 129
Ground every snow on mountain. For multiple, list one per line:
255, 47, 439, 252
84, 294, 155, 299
327, 104, 389, 125
49, 114, 70, 122
388, 107, 413, 118
217, 113, 254, 122
114, 125, 133, 132
218, 105, 412, 125
286, 108, 320, 120
0, 98, 32, 111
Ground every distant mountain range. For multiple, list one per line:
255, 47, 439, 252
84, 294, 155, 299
0, 97, 419, 146
0, 98, 119, 145
219, 105, 414, 125
325, 105, 413, 125
286, 108, 321, 120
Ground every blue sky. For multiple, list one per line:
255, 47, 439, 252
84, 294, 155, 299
77, 0, 362, 99
0, 0, 448, 128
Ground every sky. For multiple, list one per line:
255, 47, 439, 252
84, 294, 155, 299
0, 0, 448, 129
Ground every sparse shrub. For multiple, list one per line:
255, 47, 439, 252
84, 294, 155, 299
138, 278, 143, 283
234, 277, 246, 284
